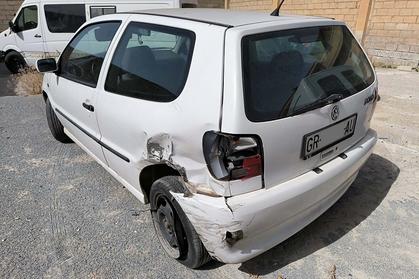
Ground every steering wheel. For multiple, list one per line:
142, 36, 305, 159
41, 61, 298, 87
68, 61, 84, 78
25, 21, 37, 29
90, 59, 102, 78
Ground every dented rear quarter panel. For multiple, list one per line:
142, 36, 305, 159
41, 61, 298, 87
94, 15, 229, 200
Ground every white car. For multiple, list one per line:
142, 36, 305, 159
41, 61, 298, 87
37, 9, 379, 268
0, 0, 197, 73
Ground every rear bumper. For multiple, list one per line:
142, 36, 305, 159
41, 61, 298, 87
172, 129, 377, 263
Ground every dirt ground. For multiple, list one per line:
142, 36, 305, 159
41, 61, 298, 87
0, 69, 418, 278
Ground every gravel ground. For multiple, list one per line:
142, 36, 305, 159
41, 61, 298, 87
0, 69, 418, 278
0, 64, 14, 97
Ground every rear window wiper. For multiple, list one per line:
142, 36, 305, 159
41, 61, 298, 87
288, 93, 344, 117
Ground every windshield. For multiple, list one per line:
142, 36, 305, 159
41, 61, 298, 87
242, 25, 375, 122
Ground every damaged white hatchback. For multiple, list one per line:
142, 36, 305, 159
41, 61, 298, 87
37, 9, 379, 268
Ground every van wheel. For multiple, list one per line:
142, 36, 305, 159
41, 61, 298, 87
45, 98, 72, 143
150, 176, 211, 269
5, 51, 27, 74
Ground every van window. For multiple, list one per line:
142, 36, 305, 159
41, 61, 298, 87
105, 22, 195, 102
242, 25, 375, 122
15, 5, 38, 32
44, 4, 86, 33
90, 6, 116, 18
59, 22, 121, 87
182, 4, 197, 8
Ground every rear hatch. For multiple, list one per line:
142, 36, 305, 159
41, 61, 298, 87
222, 24, 377, 191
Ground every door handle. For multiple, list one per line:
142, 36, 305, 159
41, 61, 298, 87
82, 102, 94, 112
34, 34, 41, 38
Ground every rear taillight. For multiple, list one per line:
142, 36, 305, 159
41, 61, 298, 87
203, 131, 263, 181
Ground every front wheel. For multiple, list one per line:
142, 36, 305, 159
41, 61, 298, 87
150, 176, 211, 269
4, 51, 27, 74
45, 98, 72, 143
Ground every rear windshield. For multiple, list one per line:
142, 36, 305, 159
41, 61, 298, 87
242, 25, 375, 122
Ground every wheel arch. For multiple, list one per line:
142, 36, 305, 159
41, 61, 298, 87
42, 90, 48, 102
139, 163, 183, 204
3, 45, 21, 54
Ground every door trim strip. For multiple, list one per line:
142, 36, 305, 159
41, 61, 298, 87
55, 108, 130, 163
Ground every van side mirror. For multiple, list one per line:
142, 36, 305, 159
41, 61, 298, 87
37, 58, 57, 73
8, 21, 18, 33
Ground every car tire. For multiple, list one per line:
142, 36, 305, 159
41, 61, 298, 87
4, 51, 27, 74
45, 98, 72, 143
150, 176, 211, 269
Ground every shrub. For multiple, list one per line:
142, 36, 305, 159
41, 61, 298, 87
8, 68, 43, 96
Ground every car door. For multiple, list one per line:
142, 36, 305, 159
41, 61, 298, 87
13, 4, 45, 66
49, 21, 122, 164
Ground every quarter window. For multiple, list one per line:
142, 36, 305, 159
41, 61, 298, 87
105, 22, 195, 102
59, 22, 121, 87
90, 6, 116, 18
44, 4, 86, 33
15, 5, 38, 32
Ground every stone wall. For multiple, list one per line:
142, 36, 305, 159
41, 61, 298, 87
0, 0, 23, 31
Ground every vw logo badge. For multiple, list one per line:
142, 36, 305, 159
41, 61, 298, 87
331, 105, 339, 121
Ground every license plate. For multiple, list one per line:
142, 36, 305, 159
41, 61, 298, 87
302, 114, 357, 160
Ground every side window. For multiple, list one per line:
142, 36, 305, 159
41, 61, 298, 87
44, 4, 86, 33
105, 22, 195, 102
59, 22, 121, 87
15, 5, 38, 32
90, 6, 116, 18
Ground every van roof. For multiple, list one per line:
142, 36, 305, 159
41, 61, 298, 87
128, 8, 332, 27
21, 0, 198, 5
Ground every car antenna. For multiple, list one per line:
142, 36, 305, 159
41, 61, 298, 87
270, 0, 286, 16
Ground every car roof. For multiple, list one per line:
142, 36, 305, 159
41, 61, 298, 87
126, 8, 331, 28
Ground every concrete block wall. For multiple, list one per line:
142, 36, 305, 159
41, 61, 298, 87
281, 0, 361, 31
364, 0, 419, 67
277, 0, 419, 68
0, 0, 23, 31
227, 0, 273, 11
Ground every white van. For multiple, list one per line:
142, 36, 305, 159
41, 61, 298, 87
0, 0, 197, 73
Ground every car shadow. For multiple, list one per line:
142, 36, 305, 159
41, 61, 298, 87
234, 153, 399, 275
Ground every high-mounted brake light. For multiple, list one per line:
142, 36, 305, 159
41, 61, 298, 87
203, 131, 263, 181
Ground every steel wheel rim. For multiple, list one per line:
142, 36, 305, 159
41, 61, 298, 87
153, 194, 181, 258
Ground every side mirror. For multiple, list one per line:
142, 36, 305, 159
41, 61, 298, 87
8, 21, 18, 33
37, 58, 57, 73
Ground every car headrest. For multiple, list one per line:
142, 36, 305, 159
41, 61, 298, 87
271, 50, 304, 75
122, 46, 156, 74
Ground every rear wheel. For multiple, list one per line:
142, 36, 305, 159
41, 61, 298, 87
4, 51, 27, 74
150, 176, 211, 269
45, 98, 72, 143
